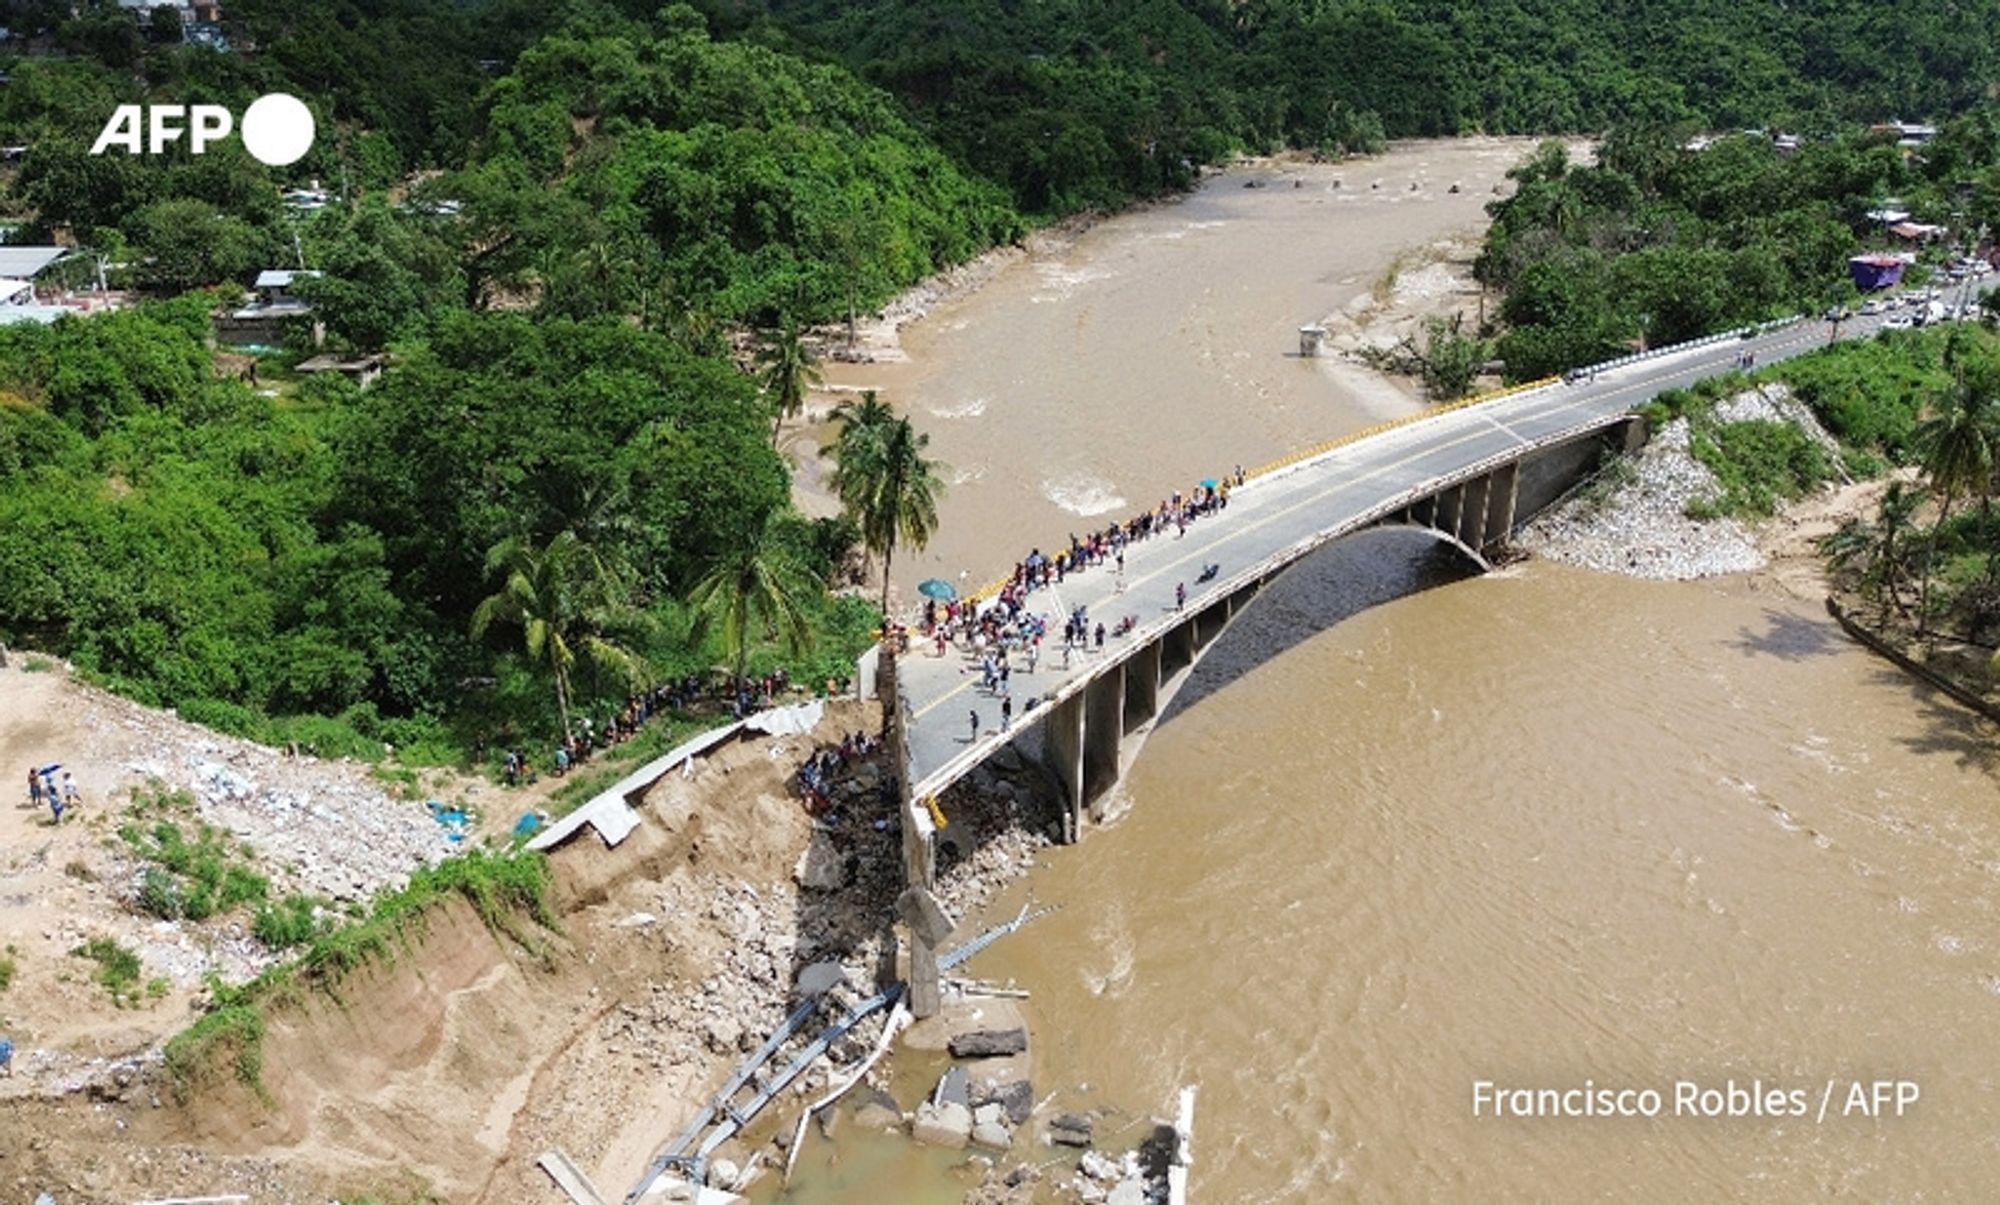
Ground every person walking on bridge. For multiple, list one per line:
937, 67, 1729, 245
968, 709, 980, 743
1176, 582, 1187, 611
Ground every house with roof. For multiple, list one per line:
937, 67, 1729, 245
0, 246, 96, 325
242, 269, 319, 315
295, 352, 388, 389
217, 268, 323, 347
1888, 221, 1949, 244
1849, 253, 1914, 292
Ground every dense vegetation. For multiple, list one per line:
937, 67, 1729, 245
720, 0, 2000, 215
1788, 328, 2000, 649
0, 299, 883, 758
1475, 119, 2000, 381
11, 1, 2000, 753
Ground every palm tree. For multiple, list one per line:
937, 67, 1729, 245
825, 390, 897, 491
1821, 480, 1923, 623
756, 317, 822, 447
1913, 375, 2000, 636
687, 511, 819, 688
828, 402, 945, 616
471, 530, 645, 739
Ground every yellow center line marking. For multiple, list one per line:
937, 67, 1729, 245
910, 334, 1768, 727
911, 389, 1622, 722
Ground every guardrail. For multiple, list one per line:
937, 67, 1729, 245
1577, 313, 1805, 378
908, 405, 1639, 800
942, 310, 1823, 613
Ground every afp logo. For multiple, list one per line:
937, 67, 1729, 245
90, 93, 315, 167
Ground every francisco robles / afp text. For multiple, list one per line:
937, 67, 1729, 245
1472, 1079, 1920, 1122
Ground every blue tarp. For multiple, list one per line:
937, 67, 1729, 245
427, 799, 470, 844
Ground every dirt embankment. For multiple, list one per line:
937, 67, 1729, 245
0, 662, 1055, 1204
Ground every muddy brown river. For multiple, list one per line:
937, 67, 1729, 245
776, 143, 2000, 1202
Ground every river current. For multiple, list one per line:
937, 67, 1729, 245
782, 142, 2000, 1201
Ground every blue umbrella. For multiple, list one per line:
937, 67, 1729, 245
918, 578, 958, 601
1201, 477, 1219, 489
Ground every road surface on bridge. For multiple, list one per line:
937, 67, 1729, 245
895, 301, 1963, 802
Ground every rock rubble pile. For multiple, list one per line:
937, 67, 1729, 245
1517, 416, 1761, 579
1517, 384, 1846, 582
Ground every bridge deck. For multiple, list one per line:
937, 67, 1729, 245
896, 306, 1928, 801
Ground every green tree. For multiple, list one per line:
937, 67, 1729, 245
827, 399, 944, 615
124, 199, 269, 294
1413, 314, 1490, 401
469, 531, 644, 739
1822, 481, 1923, 623
686, 510, 818, 687
756, 317, 822, 447
825, 389, 897, 577
1913, 374, 2000, 635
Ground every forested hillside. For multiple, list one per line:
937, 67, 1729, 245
713, 0, 2000, 212
7, 0, 2000, 770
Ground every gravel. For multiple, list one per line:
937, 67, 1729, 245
1516, 383, 1843, 580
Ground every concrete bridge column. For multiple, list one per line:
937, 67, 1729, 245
1162, 616, 1196, 678
1459, 473, 1492, 547
1193, 601, 1229, 648
1485, 461, 1522, 551
1124, 639, 1162, 734
1435, 483, 1464, 538
1083, 666, 1125, 819
1042, 690, 1086, 844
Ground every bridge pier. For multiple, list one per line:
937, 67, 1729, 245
1124, 640, 1162, 734
1435, 483, 1464, 538
1088, 660, 1136, 820
1483, 461, 1521, 551
1193, 601, 1229, 648
1083, 665, 1125, 820
1043, 690, 1085, 844
1459, 473, 1491, 546
1162, 615, 1196, 678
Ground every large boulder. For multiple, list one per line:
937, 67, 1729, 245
1049, 1113, 1094, 1147
911, 1101, 973, 1149
794, 832, 849, 891
971, 1118, 1013, 1151
949, 1028, 1028, 1058
851, 1088, 903, 1132
976, 1078, 1034, 1126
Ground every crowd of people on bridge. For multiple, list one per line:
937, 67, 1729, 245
924, 467, 1249, 738
922, 465, 1247, 653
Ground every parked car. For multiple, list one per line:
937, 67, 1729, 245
1883, 313, 1916, 330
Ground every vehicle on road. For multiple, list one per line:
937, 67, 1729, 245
1883, 313, 1916, 330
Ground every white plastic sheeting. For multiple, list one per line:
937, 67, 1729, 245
526, 700, 827, 852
